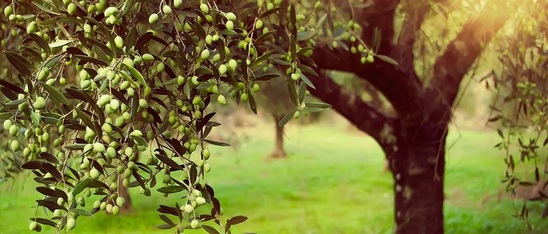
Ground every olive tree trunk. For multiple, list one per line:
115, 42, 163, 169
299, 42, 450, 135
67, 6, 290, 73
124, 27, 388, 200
269, 114, 287, 158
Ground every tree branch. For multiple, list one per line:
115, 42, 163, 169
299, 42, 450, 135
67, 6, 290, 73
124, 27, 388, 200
306, 69, 399, 148
428, 0, 515, 107
310, 46, 423, 116
391, 0, 432, 74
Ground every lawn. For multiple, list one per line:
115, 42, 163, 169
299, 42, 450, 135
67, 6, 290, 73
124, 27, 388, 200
1, 120, 546, 234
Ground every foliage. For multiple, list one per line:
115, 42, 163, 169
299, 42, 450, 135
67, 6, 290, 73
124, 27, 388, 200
488, 0, 548, 224
0, 0, 382, 232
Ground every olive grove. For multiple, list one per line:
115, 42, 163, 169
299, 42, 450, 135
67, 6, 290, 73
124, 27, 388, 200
0, 0, 546, 233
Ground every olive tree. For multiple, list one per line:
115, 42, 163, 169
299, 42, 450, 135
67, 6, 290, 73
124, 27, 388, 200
3, 0, 543, 233
487, 0, 548, 224
0, 0, 368, 233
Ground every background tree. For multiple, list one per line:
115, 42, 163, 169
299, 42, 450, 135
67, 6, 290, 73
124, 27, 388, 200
304, 0, 520, 233
255, 77, 294, 158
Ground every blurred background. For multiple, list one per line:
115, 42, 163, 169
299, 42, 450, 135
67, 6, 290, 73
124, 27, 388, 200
1, 76, 547, 233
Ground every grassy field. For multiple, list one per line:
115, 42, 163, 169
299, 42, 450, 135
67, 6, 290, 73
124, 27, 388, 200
1, 120, 547, 234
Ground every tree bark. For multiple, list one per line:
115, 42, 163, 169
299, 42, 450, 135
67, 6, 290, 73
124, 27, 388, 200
118, 176, 132, 213
387, 105, 449, 234
269, 114, 287, 158
390, 139, 445, 234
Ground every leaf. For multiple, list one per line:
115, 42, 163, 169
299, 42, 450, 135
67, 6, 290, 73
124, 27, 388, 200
155, 154, 182, 170
42, 163, 62, 180
376, 54, 398, 66
32, 1, 61, 15
254, 73, 280, 81
121, 0, 135, 17
36, 187, 61, 198
64, 144, 87, 150
123, 63, 146, 86
30, 111, 41, 127
189, 165, 198, 185
74, 54, 109, 66
157, 205, 179, 216
305, 102, 331, 109
135, 32, 153, 50
49, 40, 71, 48
259, 7, 282, 19
70, 208, 92, 216
204, 139, 230, 147
36, 199, 65, 212
29, 33, 51, 54
279, 110, 296, 127
73, 178, 90, 196
129, 135, 148, 147
156, 223, 175, 229
31, 218, 57, 228
41, 83, 68, 105
21, 161, 44, 170
202, 225, 221, 234
75, 108, 94, 131
157, 185, 185, 194
227, 216, 248, 225
0, 79, 25, 94
159, 214, 175, 225
297, 30, 317, 41
39, 152, 59, 164
298, 82, 306, 103
3, 52, 32, 77
4, 99, 24, 106
299, 72, 316, 89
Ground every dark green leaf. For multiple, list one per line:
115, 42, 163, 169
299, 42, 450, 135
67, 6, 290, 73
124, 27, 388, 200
64, 144, 87, 150
298, 82, 306, 103
36, 199, 65, 212
202, 225, 221, 234
156, 223, 175, 229
70, 208, 92, 216
156, 185, 185, 194
31, 218, 57, 228
299, 72, 316, 89
227, 216, 248, 225
305, 102, 331, 109
75, 108, 94, 131
254, 73, 280, 81
74, 54, 109, 66
41, 83, 68, 105
0, 79, 24, 94
204, 139, 230, 147
36, 187, 61, 197
129, 135, 148, 147
159, 214, 175, 225
121, 0, 135, 17
376, 54, 398, 66
3, 52, 32, 77
279, 110, 296, 127
73, 178, 90, 196
21, 161, 44, 170
156, 154, 182, 170
29, 33, 51, 54
189, 165, 198, 185
49, 40, 71, 48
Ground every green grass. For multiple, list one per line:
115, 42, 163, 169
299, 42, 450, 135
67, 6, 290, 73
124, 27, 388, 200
1, 122, 547, 234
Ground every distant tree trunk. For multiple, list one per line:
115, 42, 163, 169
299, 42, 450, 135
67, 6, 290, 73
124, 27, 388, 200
118, 176, 132, 213
269, 114, 287, 158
